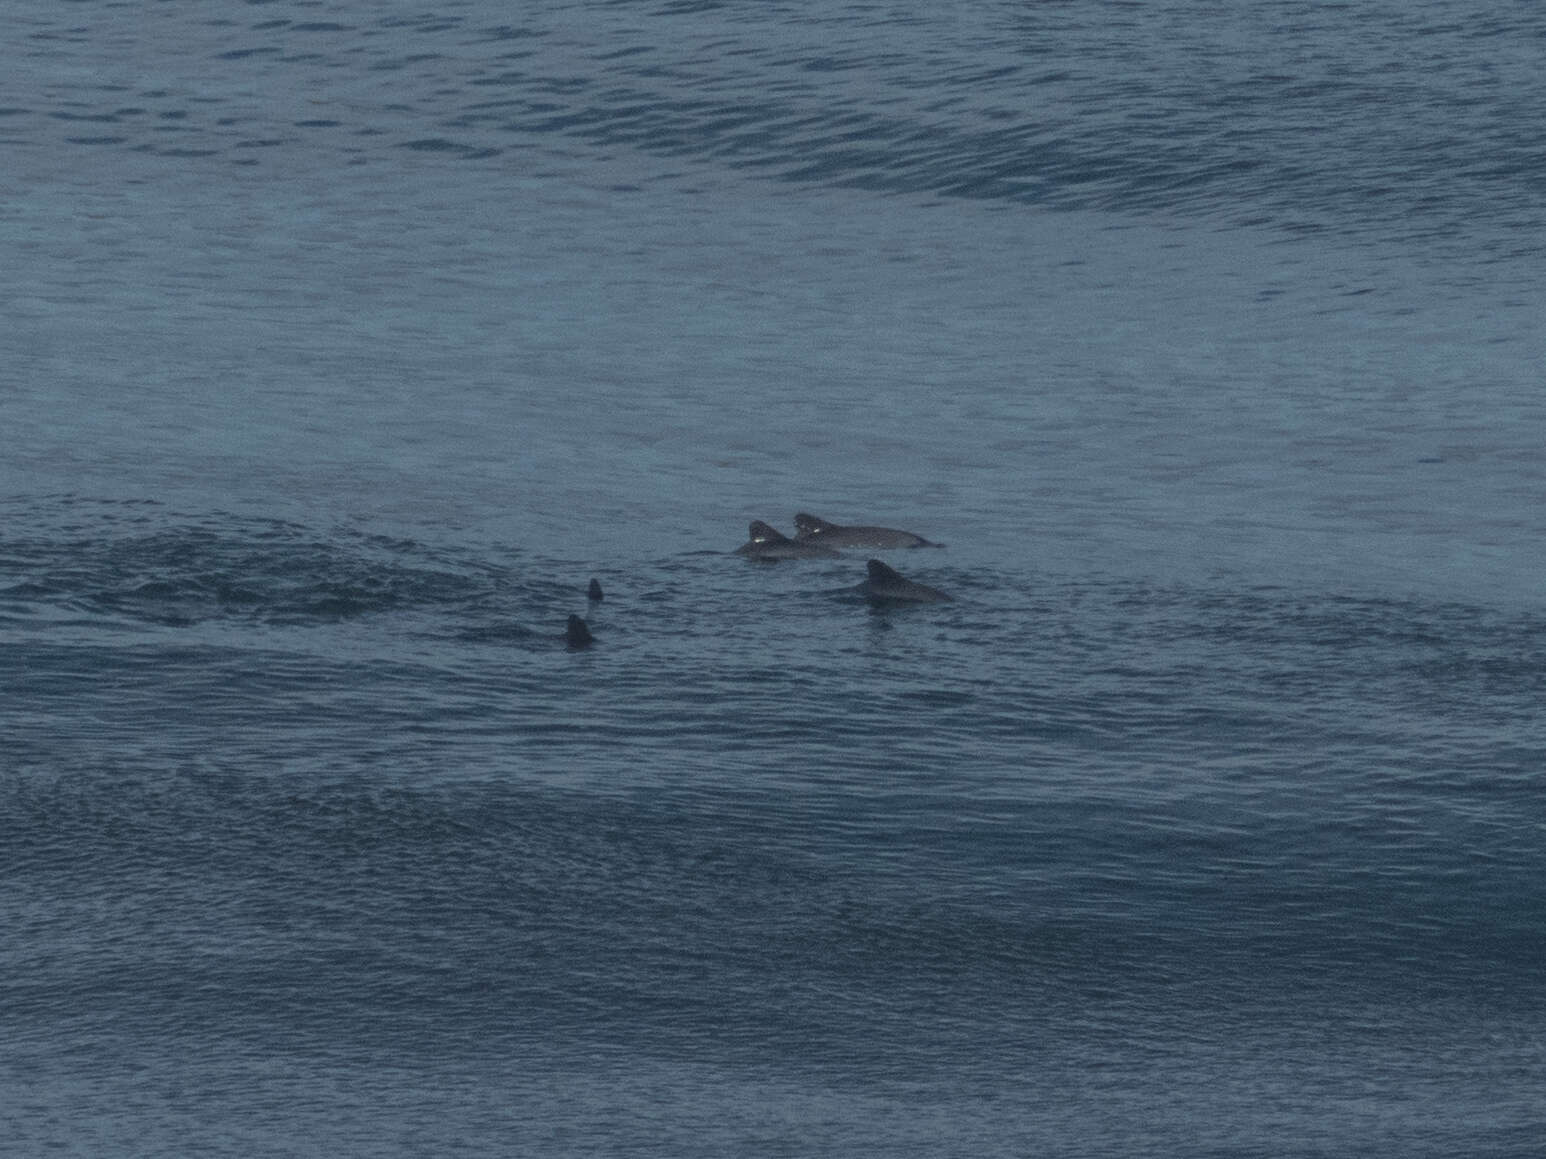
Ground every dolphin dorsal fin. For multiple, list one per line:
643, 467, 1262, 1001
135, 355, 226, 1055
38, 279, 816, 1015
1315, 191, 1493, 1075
565, 614, 593, 648
866, 559, 905, 583
794, 513, 837, 536
748, 520, 789, 543
587, 578, 603, 601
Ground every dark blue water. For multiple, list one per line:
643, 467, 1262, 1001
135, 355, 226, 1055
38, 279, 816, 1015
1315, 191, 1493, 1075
6, 2, 1546, 1155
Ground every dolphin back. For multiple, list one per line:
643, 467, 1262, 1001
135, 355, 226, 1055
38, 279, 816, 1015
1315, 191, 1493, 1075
796, 513, 937, 549
794, 513, 839, 537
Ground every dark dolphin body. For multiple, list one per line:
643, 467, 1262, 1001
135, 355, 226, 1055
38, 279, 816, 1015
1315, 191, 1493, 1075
587, 577, 604, 601
733, 520, 842, 561
856, 559, 952, 604
794, 513, 939, 550
565, 614, 594, 648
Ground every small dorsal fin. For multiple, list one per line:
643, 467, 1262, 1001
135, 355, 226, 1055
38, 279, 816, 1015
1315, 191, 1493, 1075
748, 520, 789, 543
862, 558, 951, 602
565, 614, 593, 648
587, 578, 603, 601
866, 559, 904, 583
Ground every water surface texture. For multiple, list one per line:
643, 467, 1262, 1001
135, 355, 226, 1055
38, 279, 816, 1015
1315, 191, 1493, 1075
5, 2, 1545, 1156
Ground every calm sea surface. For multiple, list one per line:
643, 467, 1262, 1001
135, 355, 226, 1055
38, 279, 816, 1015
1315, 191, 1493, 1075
5, 2, 1545, 1155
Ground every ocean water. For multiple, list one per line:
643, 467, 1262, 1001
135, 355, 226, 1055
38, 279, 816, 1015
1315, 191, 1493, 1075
4, 1, 1545, 1155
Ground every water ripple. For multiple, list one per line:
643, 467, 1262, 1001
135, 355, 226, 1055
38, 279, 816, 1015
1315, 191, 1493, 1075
8, 1, 1544, 246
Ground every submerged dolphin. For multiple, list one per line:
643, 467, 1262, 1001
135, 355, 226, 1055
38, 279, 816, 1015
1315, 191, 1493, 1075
794, 513, 939, 550
565, 614, 594, 648
733, 520, 842, 561
856, 559, 952, 604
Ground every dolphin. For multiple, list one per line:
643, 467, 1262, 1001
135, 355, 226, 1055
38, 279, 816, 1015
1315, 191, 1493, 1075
565, 614, 594, 648
794, 513, 939, 550
587, 577, 604, 601
733, 520, 842, 561
856, 559, 952, 604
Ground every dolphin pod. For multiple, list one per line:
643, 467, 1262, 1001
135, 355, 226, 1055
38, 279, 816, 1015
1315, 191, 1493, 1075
733, 520, 843, 561
731, 515, 953, 604
571, 516, 951, 649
